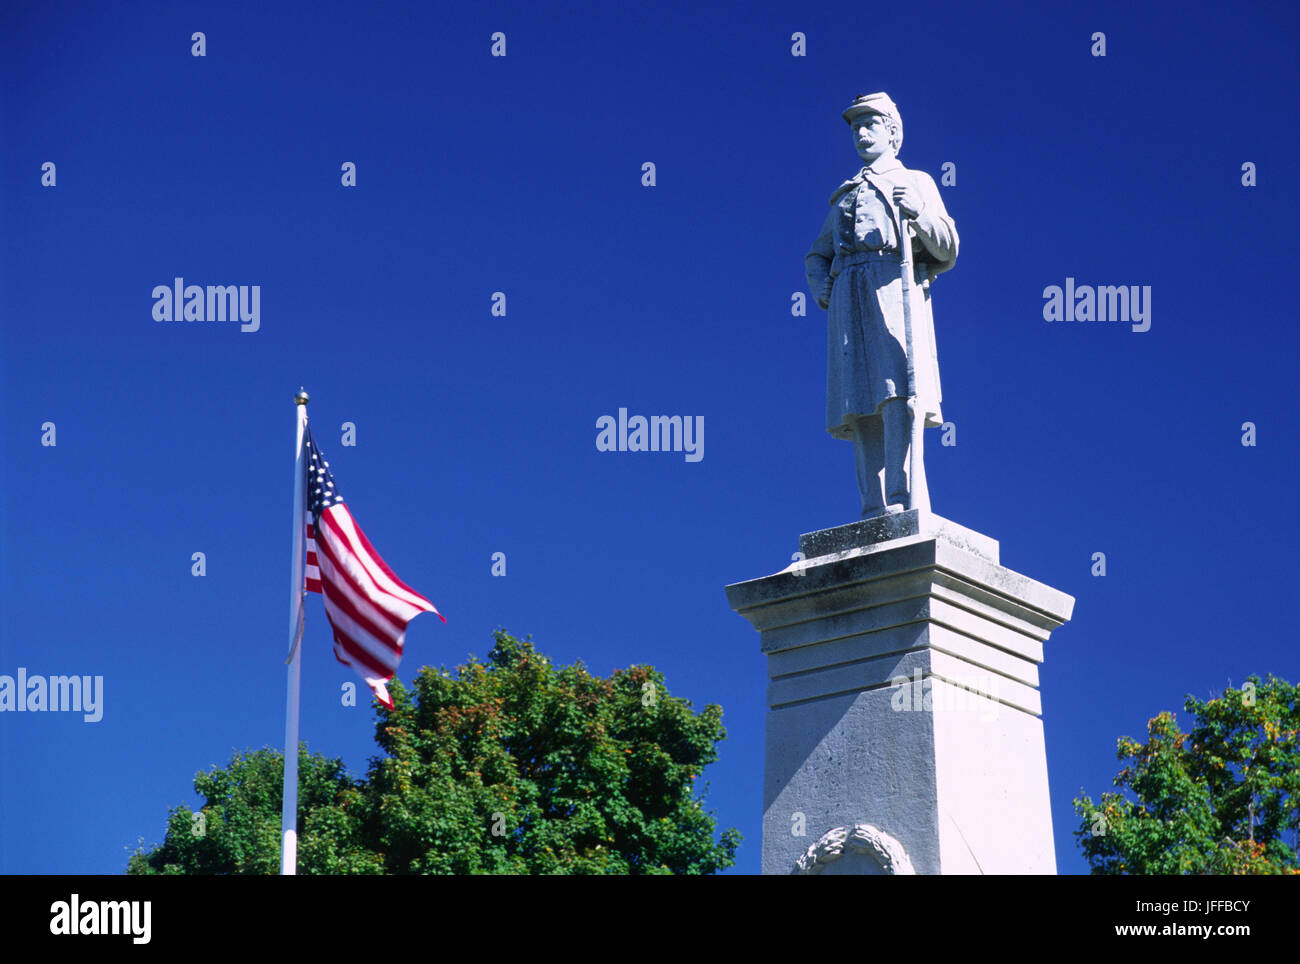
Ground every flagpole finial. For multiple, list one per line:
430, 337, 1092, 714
294, 389, 310, 406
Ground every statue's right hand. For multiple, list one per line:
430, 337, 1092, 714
817, 278, 833, 310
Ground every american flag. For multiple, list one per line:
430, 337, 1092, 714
303, 427, 443, 708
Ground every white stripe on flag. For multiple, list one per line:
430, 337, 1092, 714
328, 507, 439, 615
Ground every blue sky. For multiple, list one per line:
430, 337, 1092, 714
2, 0, 1297, 875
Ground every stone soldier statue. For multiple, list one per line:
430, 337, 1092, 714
805, 92, 958, 518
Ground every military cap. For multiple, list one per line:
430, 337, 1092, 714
843, 91, 899, 123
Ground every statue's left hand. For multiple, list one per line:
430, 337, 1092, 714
892, 185, 925, 220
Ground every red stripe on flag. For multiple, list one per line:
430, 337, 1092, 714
333, 628, 396, 679
343, 510, 444, 621
314, 523, 406, 641
318, 510, 420, 619
319, 508, 440, 621
305, 516, 323, 594
306, 503, 440, 706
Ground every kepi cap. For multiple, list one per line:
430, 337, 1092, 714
843, 91, 899, 124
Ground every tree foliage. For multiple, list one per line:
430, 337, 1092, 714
126, 747, 379, 875
1073, 674, 1299, 874
129, 630, 740, 875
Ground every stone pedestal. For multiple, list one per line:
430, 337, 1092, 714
725, 510, 1074, 875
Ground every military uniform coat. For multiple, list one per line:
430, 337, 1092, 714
805, 157, 958, 439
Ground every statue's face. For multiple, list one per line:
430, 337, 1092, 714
852, 112, 893, 164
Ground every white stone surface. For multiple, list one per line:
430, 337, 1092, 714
726, 512, 1073, 874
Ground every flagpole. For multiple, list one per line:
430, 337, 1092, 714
281, 388, 309, 875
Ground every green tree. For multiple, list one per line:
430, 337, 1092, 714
126, 747, 381, 875
1073, 674, 1300, 874
129, 630, 740, 875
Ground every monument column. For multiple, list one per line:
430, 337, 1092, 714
726, 511, 1073, 874
734, 91, 1075, 873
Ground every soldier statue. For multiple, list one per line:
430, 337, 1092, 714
805, 92, 958, 518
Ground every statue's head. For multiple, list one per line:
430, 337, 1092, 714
843, 92, 902, 162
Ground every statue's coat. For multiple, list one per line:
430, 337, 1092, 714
805, 157, 958, 439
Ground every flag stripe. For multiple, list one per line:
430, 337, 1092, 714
318, 508, 430, 624
317, 569, 397, 659
305, 514, 323, 593
314, 517, 406, 640
331, 631, 394, 707
316, 516, 407, 673
321, 581, 404, 673
301, 427, 441, 709
326, 507, 442, 618
332, 624, 398, 679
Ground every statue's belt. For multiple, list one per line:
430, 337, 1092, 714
831, 248, 933, 290
831, 247, 902, 276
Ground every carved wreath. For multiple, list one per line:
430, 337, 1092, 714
794, 823, 915, 875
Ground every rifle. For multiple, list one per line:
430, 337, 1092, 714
898, 208, 931, 513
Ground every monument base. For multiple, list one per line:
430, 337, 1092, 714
725, 510, 1074, 875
